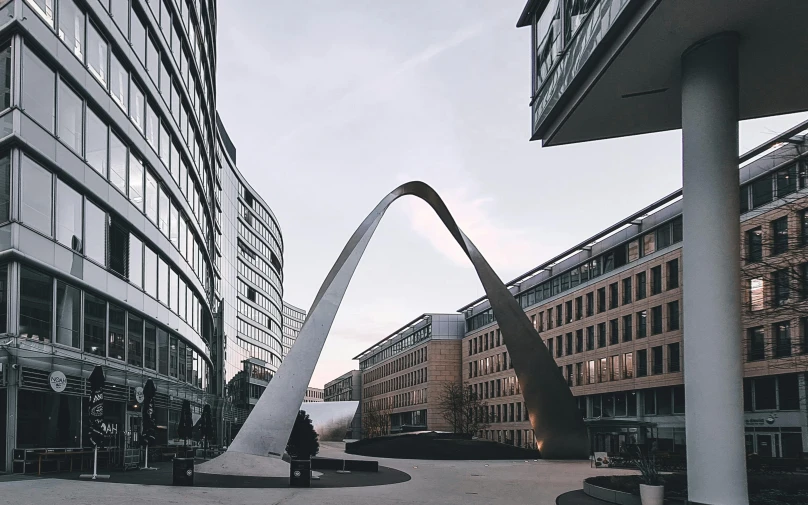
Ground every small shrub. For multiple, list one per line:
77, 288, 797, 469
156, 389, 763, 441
286, 410, 319, 459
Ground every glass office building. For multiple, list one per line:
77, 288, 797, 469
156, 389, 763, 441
0, 0, 285, 471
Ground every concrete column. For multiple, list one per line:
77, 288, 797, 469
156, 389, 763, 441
681, 33, 748, 505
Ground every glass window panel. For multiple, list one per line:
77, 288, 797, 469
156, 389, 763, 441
22, 48, 55, 133
109, 131, 127, 193
0, 44, 10, 111
86, 23, 108, 86
128, 313, 143, 367
108, 217, 128, 277
169, 268, 178, 311
56, 180, 83, 252
130, 82, 144, 132
755, 377, 777, 410
58, 0, 84, 61
185, 344, 193, 384
159, 60, 170, 99
158, 186, 169, 235
130, 8, 146, 63
170, 142, 179, 181
146, 36, 159, 81
84, 200, 106, 265
145, 170, 158, 223
169, 334, 177, 377
144, 321, 156, 370
159, 122, 169, 164
144, 246, 157, 297
158, 256, 168, 304
110, 52, 128, 113
108, 303, 126, 361
55, 280, 80, 348
178, 340, 186, 381
83, 293, 106, 356
21, 155, 53, 236
19, 267, 52, 342
178, 276, 186, 319
169, 202, 179, 247
85, 108, 107, 175
145, 102, 158, 149
110, 0, 129, 36
0, 154, 8, 223
57, 80, 83, 154
26, 0, 54, 26
157, 327, 168, 374
128, 153, 143, 210
128, 233, 142, 287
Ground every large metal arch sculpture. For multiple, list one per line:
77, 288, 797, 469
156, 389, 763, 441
228, 181, 588, 459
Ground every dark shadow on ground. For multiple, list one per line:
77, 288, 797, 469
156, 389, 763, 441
347, 432, 542, 460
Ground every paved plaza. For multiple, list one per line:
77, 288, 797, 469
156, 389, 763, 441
0, 443, 635, 505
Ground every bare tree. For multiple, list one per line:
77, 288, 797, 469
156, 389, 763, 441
437, 383, 490, 436
361, 400, 392, 439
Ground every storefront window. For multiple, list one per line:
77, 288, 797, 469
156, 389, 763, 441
169, 335, 178, 378
108, 303, 126, 361
178, 340, 186, 382
55, 280, 80, 348
83, 293, 106, 356
128, 313, 143, 367
144, 321, 156, 370
20, 267, 52, 341
17, 391, 81, 448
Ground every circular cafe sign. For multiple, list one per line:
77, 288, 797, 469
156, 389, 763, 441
135, 387, 145, 403
49, 371, 67, 393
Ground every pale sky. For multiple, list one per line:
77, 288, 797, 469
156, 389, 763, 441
215, 1, 808, 389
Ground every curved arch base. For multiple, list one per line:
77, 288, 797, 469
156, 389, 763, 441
227, 182, 588, 460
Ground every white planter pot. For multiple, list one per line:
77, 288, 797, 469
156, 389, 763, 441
639, 484, 664, 505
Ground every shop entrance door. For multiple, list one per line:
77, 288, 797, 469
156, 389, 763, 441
124, 414, 142, 470
757, 434, 773, 457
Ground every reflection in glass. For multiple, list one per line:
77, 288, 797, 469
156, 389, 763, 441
0, 43, 10, 111
20, 267, 52, 342
158, 185, 169, 235
144, 321, 156, 370
128, 313, 143, 367
110, 52, 128, 113
145, 170, 158, 223
86, 22, 108, 86
109, 217, 129, 278
58, 80, 83, 154
109, 132, 127, 194
130, 82, 144, 132
56, 180, 82, 252
169, 335, 178, 378
84, 200, 106, 265
21, 156, 53, 236
85, 108, 108, 175
129, 233, 143, 288
144, 246, 157, 297
145, 102, 157, 149
128, 153, 144, 209
58, 0, 84, 60
108, 303, 126, 361
158, 256, 168, 304
83, 293, 106, 356
157, 327, 168, 375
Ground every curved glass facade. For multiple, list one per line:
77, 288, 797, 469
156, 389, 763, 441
0, 0, 223, 469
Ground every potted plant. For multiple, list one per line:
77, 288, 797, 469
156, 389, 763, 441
632, 446, 663, 505
286, 410, 320, 487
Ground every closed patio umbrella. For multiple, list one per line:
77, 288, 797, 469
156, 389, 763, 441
80, 366, 108, 480
140, 379, 158, 470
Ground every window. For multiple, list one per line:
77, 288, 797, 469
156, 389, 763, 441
130, 82, 144, 132
0, 154, 7, 224
754, 377, 777, 410
110, 52, 128, 113
779, 374, 800, 411
128, 153, 144, 209
586, 326, 594, 351
58, 0, 84, 60
128, 314, 143, 367
608, 282, 618, 309
144, 246, 157, 297
749, 277, 764, 311
598, 357, 607, 382
108, 217, 129, 277
772, 217, 789, 255
636, 272, 647, 300
609, 319, 618, 345
651, 306, 663, 335
666, 259, 679, 289
128, 233, 142, 288
774, 321, 791, 357
587, 360, 596, 384
747, 327, 765, 361
19, 267, 52, 342
597, 287, 605, 313
651, 266, 662, 295
108, 303, 126, 361
84, 293, 106, 356
58, 80, 83, 154
87, 22, 108, 86
158, 186, 169, 235
55, 280, 80, 348
146, 103, 158, 148
546, 338, 553, 357
130, 8, 146, 63
776, 164, 797, 199
109, 131, 128, 194
747, 228, 762, 262
56, 180, 82, 252
773, 269, 790, 306
84, 200, 106, 265
622, 277, 632, 305
110, 0, 129, 36
159, 121, 169, 163
643, 233, 655, 256
575, 329, 583, 353
752, 176, 773, 208
623, 352, 633, 379
610, 356, 620, 381
668, 301, 680, 331
668, 342, 680, 372
157, 327, 168, 375
575, 296, 582, 320
85, 108, 107, 175
597, 322, 606, 348
556, 304, 562, 326
147, 36, 159, 80
144, 321, 156, 370
555, 336, 561, 358
169, 335, 178, 377
586, 292, 593, 316
802, 211, 808, 246
23, 48, 55, 133
21, 156, 53, 236
622, 314, 632, 342
158, 256, 168, 304
637, 349, 648, 377
145, 170, 158, 223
